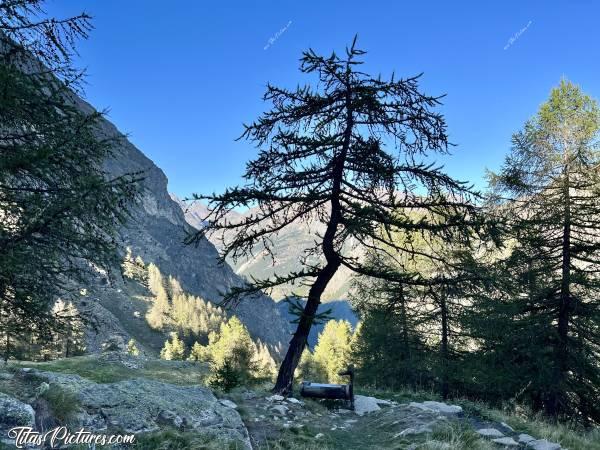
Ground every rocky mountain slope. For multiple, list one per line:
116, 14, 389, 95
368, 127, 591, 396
68, 97, 291, 355
173, 198, 359, 302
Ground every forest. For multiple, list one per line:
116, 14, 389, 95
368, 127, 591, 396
1, 1, 599, 449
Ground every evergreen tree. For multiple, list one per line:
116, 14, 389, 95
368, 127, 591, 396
189, 37, 480, 394
0, 1, 140, 349
145, 264, 170, 330
160, 332, 186, 361
487, 80, 600, 424
312, 320, 353, 383
127, 338, 140, 356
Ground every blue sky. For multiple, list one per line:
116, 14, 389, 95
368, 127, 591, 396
47, 0, 599, 198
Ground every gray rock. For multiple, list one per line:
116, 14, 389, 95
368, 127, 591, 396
266, 394, 285, 402
286, 397, 302, 404
526, 439, 561, 450
492, 437, 519, 446
518, 434, 536, 443
0, 392, 35, 441
394, 425, 433, 437
354, 395, 382, 416
477, 428, 505, 438
272, 404, 289, 415
409, 401, 463, 414
34, 371, 251, 449
219, 399, 238, 409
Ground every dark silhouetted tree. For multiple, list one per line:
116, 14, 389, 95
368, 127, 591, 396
189, 37, 480, 394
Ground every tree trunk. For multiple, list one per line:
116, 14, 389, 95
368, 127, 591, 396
272, 259, 341, 394
439, 290, 450, 400
549, 157, 571, 418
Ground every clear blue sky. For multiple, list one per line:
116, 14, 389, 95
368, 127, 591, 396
47, 0, 599, 197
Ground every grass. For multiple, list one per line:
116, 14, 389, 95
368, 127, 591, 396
40, 383, 80, 424
8, 355, 210, 385
131, 430, 247, 450
457, 398, 600, 450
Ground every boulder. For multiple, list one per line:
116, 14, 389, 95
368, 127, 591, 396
477, 428, 505, 438
0, 392, 35, 444
409, 401, 463, 414
518, 434, 536, 443
526, 439, 561, 450
492, 437, 519, 446
33, 371, 251, 449
353, 395, 381, 416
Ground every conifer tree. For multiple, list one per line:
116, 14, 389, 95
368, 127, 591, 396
189, 37, 480, 394
487, 80, 600, 423
0, 1, 140, 346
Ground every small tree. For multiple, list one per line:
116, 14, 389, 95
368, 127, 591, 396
160, 332, 186, 361
312, 320, 353, 383
189, 37, 480, 394
127, 339, 140, 356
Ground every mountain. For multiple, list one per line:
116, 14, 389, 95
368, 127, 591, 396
173, 198, 359, 301
67, 97, 291, 355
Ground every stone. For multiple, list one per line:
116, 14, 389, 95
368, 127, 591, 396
272, 405, 288, 415
219, 399, 238, 409
500, 421, 514, 432
0, 392, 35, 442
518, 434, 536, 443
286, 397, 302, 404
266, 394, 285, 402
477, 428, 505, 438
32, 371, 251, 449
526, 439, 561, 450
353, 395, 381, 416
492, 437, 519, 446
315, 433, 324, 439
409, 401, 463, 414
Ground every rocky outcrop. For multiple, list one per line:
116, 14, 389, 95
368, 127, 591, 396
0, 392, 35, 445
25, 370, 251, 449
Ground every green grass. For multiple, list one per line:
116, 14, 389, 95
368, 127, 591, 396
8, 355, 210, 385
132, 430, 246, 450
41, 384, 80, 424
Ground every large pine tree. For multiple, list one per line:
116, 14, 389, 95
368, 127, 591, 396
0, 1, 140, 356
189, 37, 481, 394
488, 80, 600, 423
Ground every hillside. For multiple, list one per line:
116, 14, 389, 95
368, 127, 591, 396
174, 197, 358, 301
64, 96, 291, 355
1, 355, 596, 450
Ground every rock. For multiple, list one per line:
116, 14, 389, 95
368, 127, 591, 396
272, 404, 288, 415
266, 394, 285, 402
409, 401, 462, 414
0, 372, 14, 380
492, 437, 519, 446
518, 434, 536, 443
500, 421, 515, 432
354, 395, 381, 416
219, 399, 238, 409
315, 433, 324, 439
526, 439, 561, 450
374, 398, 393, 406
286, 397, 302, 404
0, 392, 35, 442
156, 410, 183, 429
477, 428, 505, 438
33, 371, 251, 449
